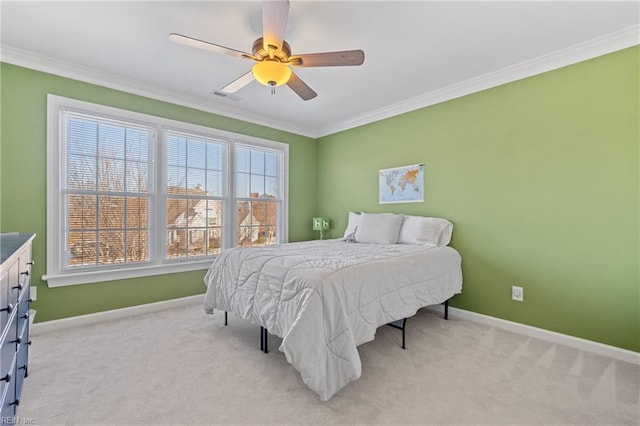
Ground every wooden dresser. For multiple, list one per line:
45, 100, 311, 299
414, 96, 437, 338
0, 233, 34, 417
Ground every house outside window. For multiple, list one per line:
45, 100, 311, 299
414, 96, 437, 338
45, 95, 288, 287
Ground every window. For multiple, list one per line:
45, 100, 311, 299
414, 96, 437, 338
165, 131, 226, 259
235, 146, 281, 247
63, 112, 153, 268
45, 95, 288, 287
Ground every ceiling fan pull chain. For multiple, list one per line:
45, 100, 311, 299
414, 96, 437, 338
271, 86, 276, 95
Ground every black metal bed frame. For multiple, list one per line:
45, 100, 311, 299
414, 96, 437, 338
385, 300, 449, 350
260, 326, 269, 353
223, 299, 450, 353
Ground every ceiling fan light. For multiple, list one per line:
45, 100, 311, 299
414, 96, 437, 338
252, 60, 291, 87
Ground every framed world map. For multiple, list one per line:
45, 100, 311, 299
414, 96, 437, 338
379, 164, 424, 204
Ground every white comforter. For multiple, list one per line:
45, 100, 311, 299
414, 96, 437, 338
203, 239, 462, 401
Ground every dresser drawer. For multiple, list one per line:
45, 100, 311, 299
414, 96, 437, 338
0, 313, 18, 379
10, 284, 30, 406
0, 260, 19, 332
16, 251, 32, 303
16, 293, 29, 343
5, 258, 20, 309
14, 335, 28, 400
0, 270, 6, 333
11, 274, 29, 312
17, 319, 28, 356
0, 319, 17, 415
0, 357, 16, 418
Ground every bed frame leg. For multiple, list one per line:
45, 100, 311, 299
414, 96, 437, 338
260, 326, 269, 353
264, 327, 269, 353
386, 318, 408, 349
224, 311, 228, 326
401, 318, 407, 350
443, 300, 449, 320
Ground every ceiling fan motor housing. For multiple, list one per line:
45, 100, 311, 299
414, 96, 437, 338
252, 37, 291, 61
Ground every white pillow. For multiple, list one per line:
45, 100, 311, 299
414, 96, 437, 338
342, 211, 360, 239
398, 215, 453, 246
354, 213, 404, 244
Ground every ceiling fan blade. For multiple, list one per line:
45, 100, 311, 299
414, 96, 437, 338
262, 0, 289, 52
221, 71, 255, 93
286, 72, 317, 101
290, 50, 365, 67
169, 33, 251, 59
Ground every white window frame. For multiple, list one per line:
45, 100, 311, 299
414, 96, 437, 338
45, 95, 288, 287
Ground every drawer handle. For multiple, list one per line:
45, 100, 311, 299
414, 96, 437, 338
27, 261, 34, 266
0, 304, 13, 314
9, 399, 19, 406
20, 270, 29, 276
18, 365, 27, 371
10, 338, 21, 344
21, 313, 29, 320
12, 283, 24, 291
0, 373, 11, 382
27, 340, 32, 346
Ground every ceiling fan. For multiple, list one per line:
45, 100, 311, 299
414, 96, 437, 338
169, 0, 365, 101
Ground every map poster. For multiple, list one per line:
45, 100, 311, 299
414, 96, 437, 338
379, 163, 424, 204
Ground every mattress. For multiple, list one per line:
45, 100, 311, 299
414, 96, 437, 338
203, 239, 463, 400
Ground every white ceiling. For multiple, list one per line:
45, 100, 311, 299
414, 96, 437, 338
2, 1, 638, 138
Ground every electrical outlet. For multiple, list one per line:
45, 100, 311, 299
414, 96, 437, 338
30, 286, 37, 301
512, 286, 523, 302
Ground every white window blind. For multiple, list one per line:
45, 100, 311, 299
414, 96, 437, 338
62, 112, 153, 269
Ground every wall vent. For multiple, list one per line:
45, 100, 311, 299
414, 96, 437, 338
211, 91, 241, 101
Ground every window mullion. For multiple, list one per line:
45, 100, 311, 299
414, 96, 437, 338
227, 142, 236, 250
94, 122, 100, 266
62, 116, 70, 271
124, 190, 128, 263
184, 137, 190, 257
123, 127, 128, 263
153, 126, 164, 265
95, 120, 100, 265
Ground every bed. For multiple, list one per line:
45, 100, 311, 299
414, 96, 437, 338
203, 213, 463, 401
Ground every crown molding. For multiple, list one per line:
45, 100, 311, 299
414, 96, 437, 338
2, 24, 638, 140
318, 24, 640, 138
0, 45, 318, 138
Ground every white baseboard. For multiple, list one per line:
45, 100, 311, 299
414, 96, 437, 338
31, 295, 638, 365
30, 294, 204, 336
428, 305, 639, 365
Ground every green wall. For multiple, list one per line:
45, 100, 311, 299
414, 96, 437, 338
0, 63, 317, 322
317, 47, 639, 352
2, 47, 638, 352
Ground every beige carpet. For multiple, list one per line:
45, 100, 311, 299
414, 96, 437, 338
19, 303, 640, 425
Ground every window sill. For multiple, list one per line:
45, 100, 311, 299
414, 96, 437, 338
42, 259, 214, 287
